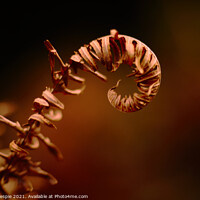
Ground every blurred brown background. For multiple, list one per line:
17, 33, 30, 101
0, 1, 200, 199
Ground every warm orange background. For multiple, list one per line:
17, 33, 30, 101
0, 1, 200, 199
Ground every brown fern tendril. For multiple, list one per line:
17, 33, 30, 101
0, 29, 161, 195
69, 29, 161, 112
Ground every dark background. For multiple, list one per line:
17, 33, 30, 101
0, 1, 200, 199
